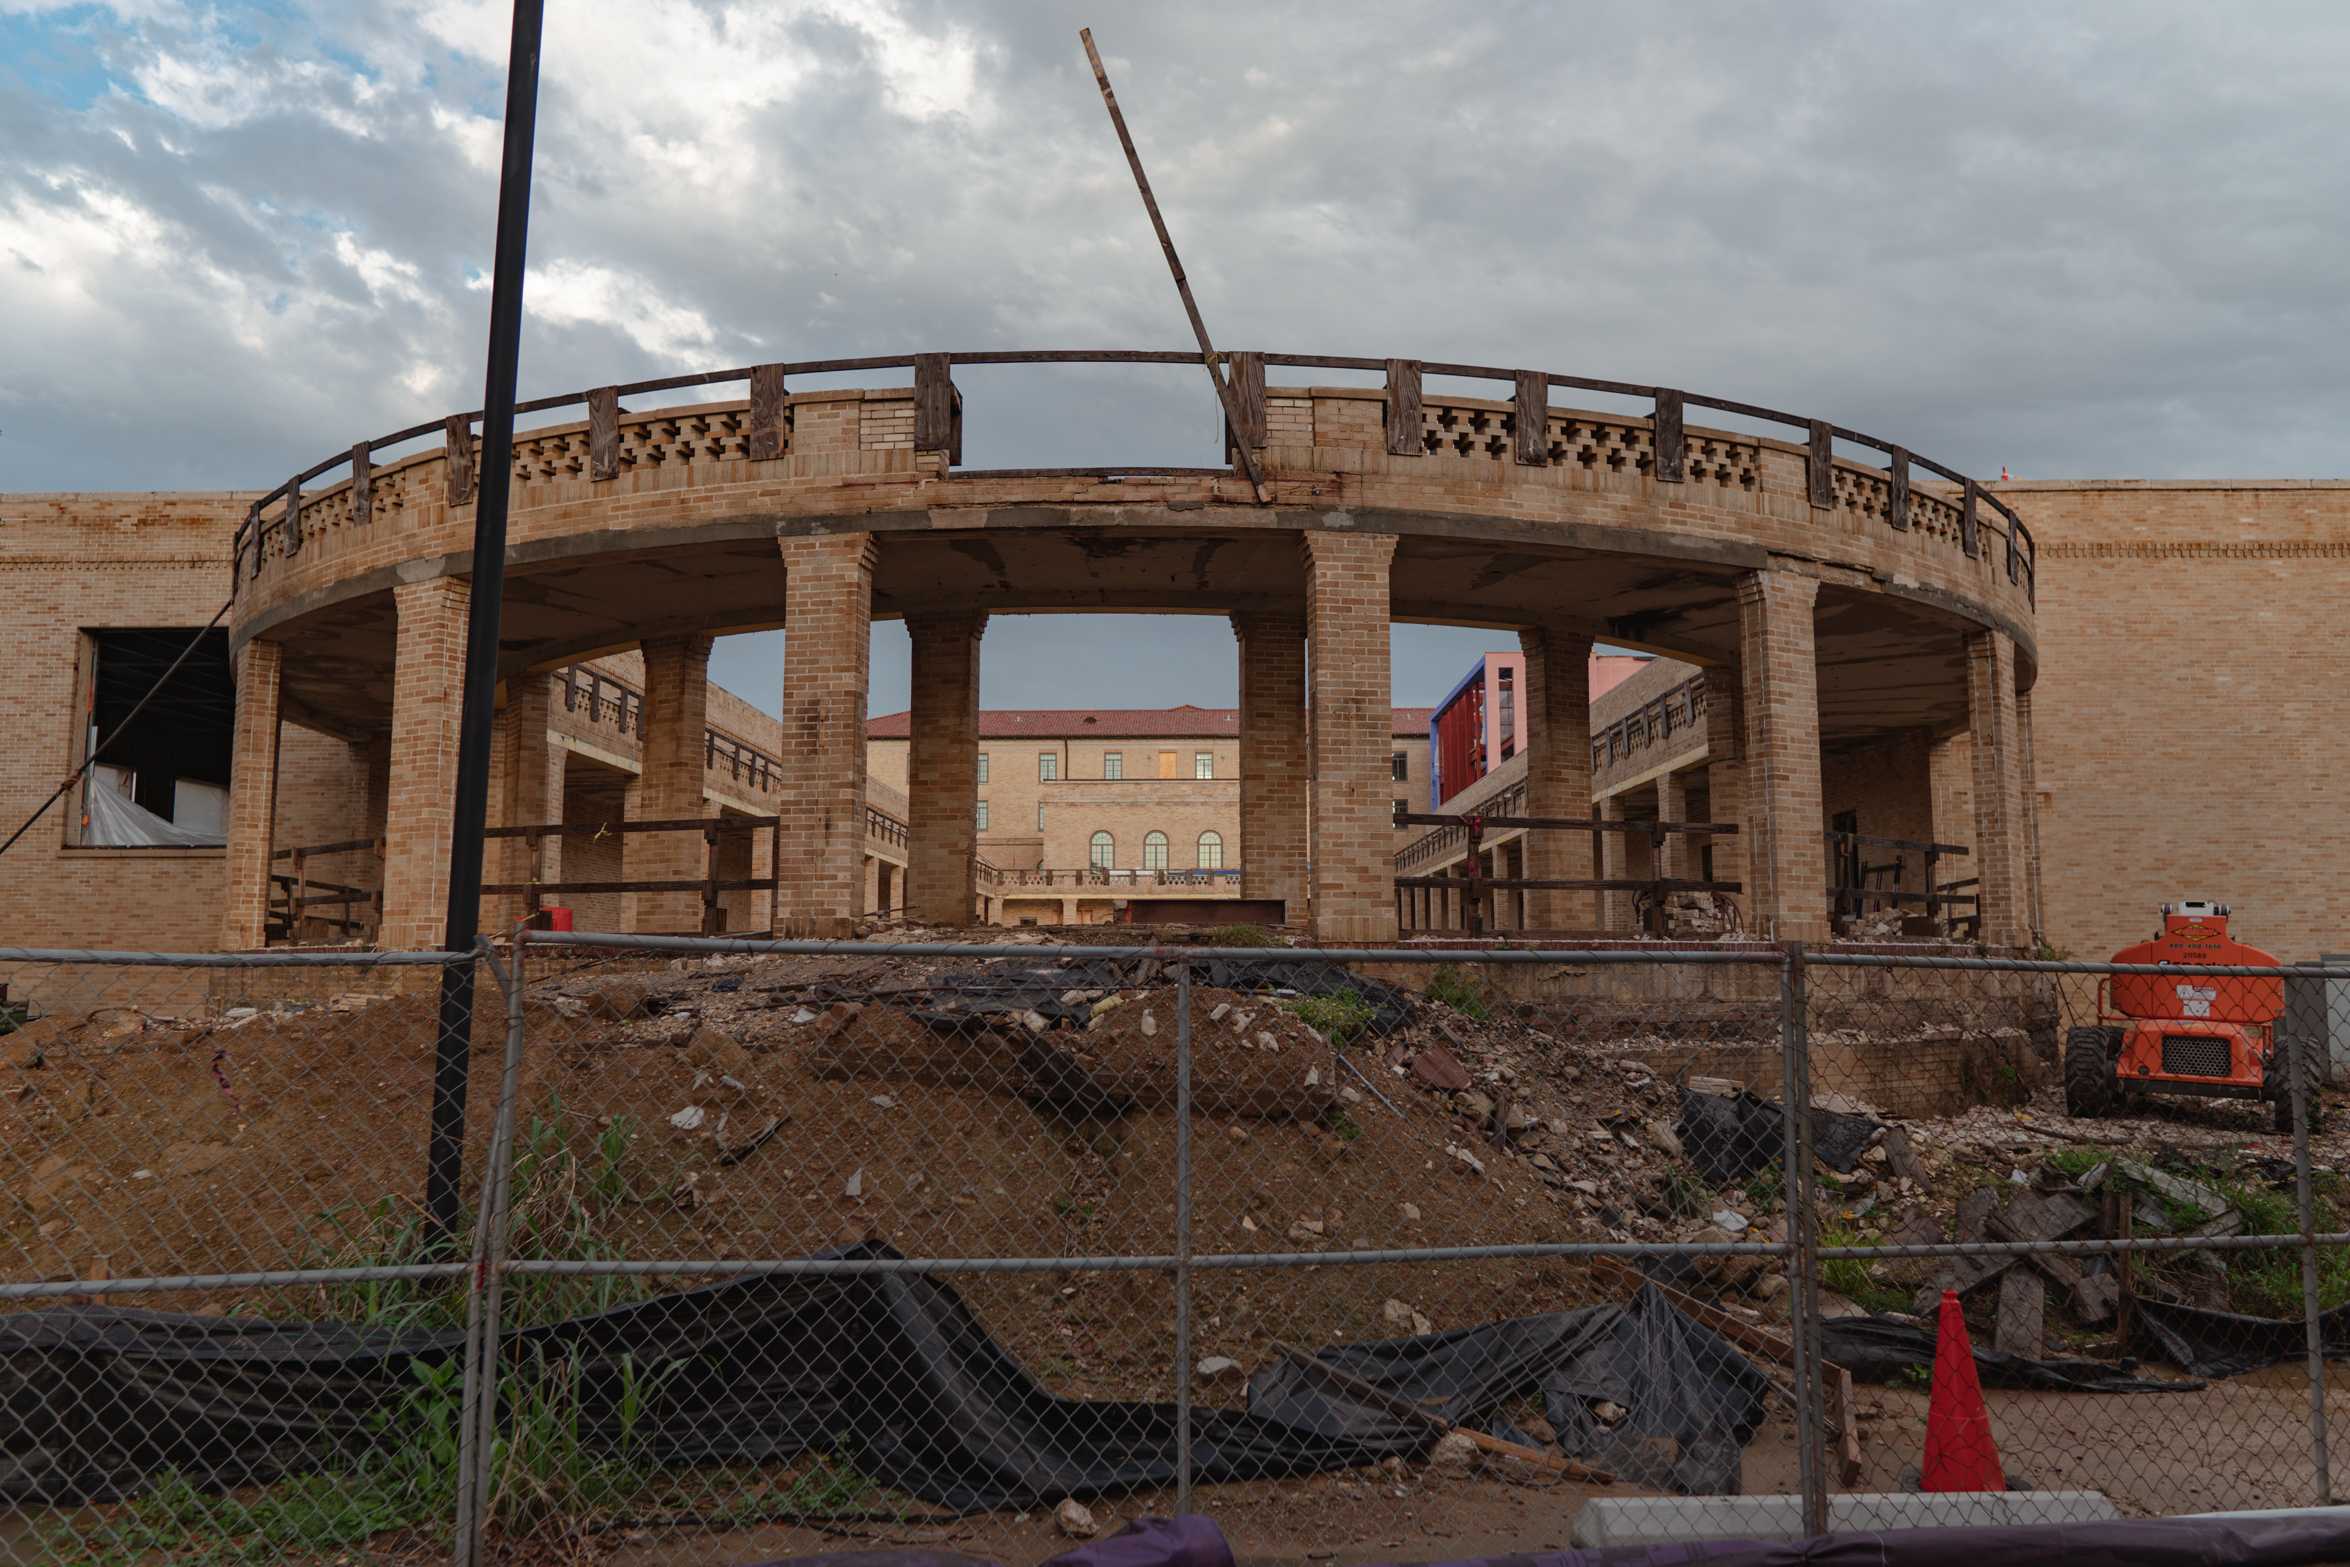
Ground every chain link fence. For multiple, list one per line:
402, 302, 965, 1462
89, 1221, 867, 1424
4, 935, 2346, 1563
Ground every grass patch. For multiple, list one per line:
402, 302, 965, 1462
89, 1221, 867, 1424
2043, 1147, 2108, 1181
1819, 1227, 1912, 1315
281, 1095, 660, 1334
66, 1350, 679, 1564
1206, 923, 1282, 947
1424, 964, 1490, 1022
1289, 991, 1376, 1047
2211, 1177, 2350, 1317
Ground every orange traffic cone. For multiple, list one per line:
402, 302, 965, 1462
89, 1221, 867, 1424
1921, 1289, 2005, 1492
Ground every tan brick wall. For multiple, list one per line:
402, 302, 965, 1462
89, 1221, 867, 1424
1234, 611, 1306, 913
1736, 571, 1829, 941
2008, 481, 2350, 961
774, 532, 873, 935
1519, 622, 1597, 930
1305, 530, 1400, 941
218, 640, 283, 949
1965, 629, 2032, 949
622, 634, 713, 934
906, 614, 984, 922
379, 577, 468, 949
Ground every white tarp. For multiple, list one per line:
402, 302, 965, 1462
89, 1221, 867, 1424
85, 777, 226, 847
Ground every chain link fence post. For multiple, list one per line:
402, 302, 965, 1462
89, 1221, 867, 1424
1173, 955, 1195, 1516
1777, 939, 1829, 1534
454, 932, 529, 1567
2288, 1024, 2332, 1504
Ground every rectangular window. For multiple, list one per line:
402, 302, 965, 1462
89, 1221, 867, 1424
1038, 752, 1058, 781
1391, 751, 1409, 781
72, 628, 235, 848
1157, 751, 1177, 778
1037, 802, 1047, 831
1194, 751, 1214, 779
1103, 751, 1123, 779
975, 800, 989, 831
976, 752, 989, 784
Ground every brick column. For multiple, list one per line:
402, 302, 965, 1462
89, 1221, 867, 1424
1699, 667, 1746, 919
1965, 629, 2033, 948
1598, 794, 1636, 931
218, 638, 284, 950
380, 578, 468, 950
623, 635, 714, 933
1303, 532, 1399, 943
1655, 766, 1691, 883
1734, 571, 1830, 941
2017, 683, 2044, 944
1232, 610, 1308, 921
906, 612, 985, 925
776, 532, 875, 936
1518, 622, 1596, 930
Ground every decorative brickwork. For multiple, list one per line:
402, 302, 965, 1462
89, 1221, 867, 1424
217, 640, 283, 950
1965, 629, 2032, 949
775, 533, 875, 936
1735, 572, 1829, 941
1518, 623, 1596, 930
489, 673, 563, 931
379, 578, 468, 950
624, 635, 715, 934
906, 613, 985, 924
1233, 611, 1307, 919
1304, 532, 1399, 942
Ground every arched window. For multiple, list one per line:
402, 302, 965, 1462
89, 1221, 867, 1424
1089, 831, 1115, 869
1197, 831, 1224, 869
1143, 831, 1169, 871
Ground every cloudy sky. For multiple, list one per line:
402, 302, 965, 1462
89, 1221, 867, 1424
4, 1, 2345, 713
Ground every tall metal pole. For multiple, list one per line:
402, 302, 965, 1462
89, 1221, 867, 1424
425, 0, 546, 1240
1078, 28, 1270, 504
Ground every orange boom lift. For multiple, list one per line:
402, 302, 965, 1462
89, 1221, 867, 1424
2064, 901, 2321, 1131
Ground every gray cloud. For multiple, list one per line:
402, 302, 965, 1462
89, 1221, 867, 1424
4, 0, 2345, 706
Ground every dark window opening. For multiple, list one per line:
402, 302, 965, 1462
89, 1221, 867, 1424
78, 628, 234, 847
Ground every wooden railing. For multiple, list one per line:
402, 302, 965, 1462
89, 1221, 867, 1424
1824, 829, 1979, 939
1394, 807, 1740, 938
233, 349, 2036, 604
556, 664, 787, 796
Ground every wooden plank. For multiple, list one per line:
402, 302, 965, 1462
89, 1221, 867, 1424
1882, 1126, 1926, 1185
349, 442, 373, 525
1225, 351, 1265, 451
1887, 446, 1911, 530
1513, 370, 1548, 465
914, 352, 955, 454
1807, 419, 1835, 508
1651, 388, 1684, 482
1914, 1189, 2094, 1316
1989, 1207, 2119, 1325
443, 414, 476, 505
1960, 478, 1982, 557
588, 386, 620, 479
1995, 1269, 2045, 1358
1384, 358, 1423, 455
282, 477, 301, 556
747, 363, 788, 460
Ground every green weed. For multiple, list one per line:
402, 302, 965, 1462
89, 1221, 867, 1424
1425, 965, 1490, 1022
1657, 1167, 1713, 1220
1289, 991, 1376, 1047
1206, 923, 1282, 948
1819, 1228, 1911, 1315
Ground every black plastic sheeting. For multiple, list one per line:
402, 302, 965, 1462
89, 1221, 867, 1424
1675, 1089, 1883, 1185
1818, 1316, 2200, 1394
1249, 1287, 1773, 1495
872, 956, 1416, 1037
2131, 1295, 2350, 1379
1, 1244, 1766, 1511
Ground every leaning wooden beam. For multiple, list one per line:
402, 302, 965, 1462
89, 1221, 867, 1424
1078, 27, 1270, 504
